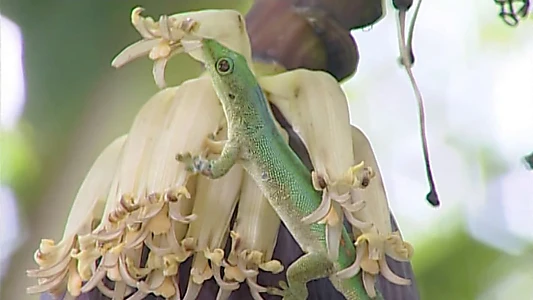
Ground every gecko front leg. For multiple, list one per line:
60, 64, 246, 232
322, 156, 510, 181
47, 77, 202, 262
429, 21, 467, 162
177, 139, 240, 179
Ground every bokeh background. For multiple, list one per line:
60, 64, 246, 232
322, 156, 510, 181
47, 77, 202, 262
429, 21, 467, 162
1, 0, 532, 299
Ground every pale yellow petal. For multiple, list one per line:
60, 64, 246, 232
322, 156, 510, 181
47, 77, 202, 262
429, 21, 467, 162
350, 125, 393, 235
259, 69, 355, 192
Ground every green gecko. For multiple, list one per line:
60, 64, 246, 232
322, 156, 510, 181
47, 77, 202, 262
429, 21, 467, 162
177, 38, 377, 300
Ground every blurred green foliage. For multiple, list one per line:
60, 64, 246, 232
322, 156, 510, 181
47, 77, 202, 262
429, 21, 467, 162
0, 125, 39, 192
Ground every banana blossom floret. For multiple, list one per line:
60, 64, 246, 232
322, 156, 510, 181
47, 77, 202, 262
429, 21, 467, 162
86, 79, 222, 298
182, 172, 244, 300
112, 7, 253, 88
335, 126, 414, 298
81, 87, 190, 299
69, 87, 183, 298
181, 129, 244, 300
125, 253, 183, 299
26, 135, 126, 297
258, 69, 372, 259
219, 173, 284, 300
27, 77, 225, 298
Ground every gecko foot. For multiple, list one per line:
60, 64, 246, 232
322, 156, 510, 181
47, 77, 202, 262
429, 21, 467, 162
176, 152, 213, 176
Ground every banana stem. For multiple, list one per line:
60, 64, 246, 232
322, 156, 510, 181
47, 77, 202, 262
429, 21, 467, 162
245, 0, 376, 81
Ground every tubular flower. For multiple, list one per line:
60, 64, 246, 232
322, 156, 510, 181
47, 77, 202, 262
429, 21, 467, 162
258, 70, 373, 260
112, 7, 253, 89
218, 140, 287, 300
26, 135, 126, 297
181, 131, 244, 300
335, 126, 414, 297
27, 78, 229, 298
86, 78, 224, 299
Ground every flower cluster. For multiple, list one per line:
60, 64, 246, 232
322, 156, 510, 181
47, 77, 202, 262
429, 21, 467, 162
27, 7, 413, 299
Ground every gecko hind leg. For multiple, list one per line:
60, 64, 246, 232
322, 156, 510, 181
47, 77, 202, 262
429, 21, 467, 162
267, 252, 335, 300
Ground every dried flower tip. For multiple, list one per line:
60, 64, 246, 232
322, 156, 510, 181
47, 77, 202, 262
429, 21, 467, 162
223, 264, 247, 283
182, 17, 199, 31
131, 7, 160, 39
136, 270, 168, 296
66, 260, 83, 296
301, 174, 332, 224
258, 260, 284, 274
242, 249, 263, 265
358, 167, 375, 188
165, 185, 190, 202
212, 263, 240, 291
153, 277, 177, 298
190, 260, 213, 285
204, 248, 225, 265
162, 255, 179, 276
70, 247, 100, 281
311, 171, 328, 190
108, 193, 139, 223
342, 161, 373, 188
32, 239, 73, 268
181, 237, 196, 252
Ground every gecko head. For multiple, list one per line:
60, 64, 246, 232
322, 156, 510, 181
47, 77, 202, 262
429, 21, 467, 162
200, 38, 254, 103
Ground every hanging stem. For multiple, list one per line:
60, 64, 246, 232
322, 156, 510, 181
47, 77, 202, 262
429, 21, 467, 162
395, 0, 440, 207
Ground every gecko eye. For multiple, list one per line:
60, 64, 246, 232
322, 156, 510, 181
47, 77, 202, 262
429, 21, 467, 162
216, 58, 233, 75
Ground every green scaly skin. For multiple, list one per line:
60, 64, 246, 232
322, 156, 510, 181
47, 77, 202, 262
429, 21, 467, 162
177, 38, 373, 300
